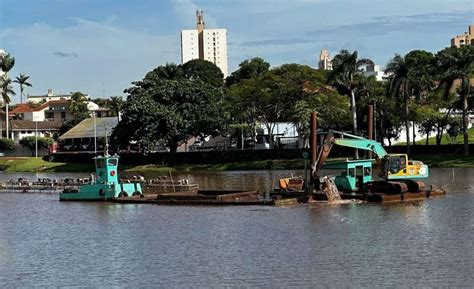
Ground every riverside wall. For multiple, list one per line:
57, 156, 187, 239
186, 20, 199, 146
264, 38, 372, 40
50, 144, 473, 165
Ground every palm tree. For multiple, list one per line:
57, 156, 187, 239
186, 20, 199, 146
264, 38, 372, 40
108, 96, 124, 121
0, 53, 15, 74
13, 73, 32, 103
1, 78, 16, 138
69, 92, 89, 119
328, 50, 372, 158
0, 52, 15, 139
0, 78, 16, 104
436, 46, 474, 156
385, 54, 412, 155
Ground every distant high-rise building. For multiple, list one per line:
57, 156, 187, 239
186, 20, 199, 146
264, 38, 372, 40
318, 49, 332, 70
451, 25, 474, 48
181, 10, 228, 78
363, 64, 387, 82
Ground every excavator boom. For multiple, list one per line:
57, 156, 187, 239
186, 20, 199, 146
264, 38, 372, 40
312, 130, 429, 181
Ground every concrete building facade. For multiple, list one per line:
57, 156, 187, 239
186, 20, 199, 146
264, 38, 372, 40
318, 49, 332, 70
363, 64, 387, 81
181, 10, 228, 77
27, 89, 73, 104
451, 25, 474, 48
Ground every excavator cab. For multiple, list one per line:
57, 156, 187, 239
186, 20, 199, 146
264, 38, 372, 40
381, 154, 429, 180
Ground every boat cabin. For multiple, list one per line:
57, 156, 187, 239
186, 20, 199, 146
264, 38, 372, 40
323, 159, 374, 192
94, 155, 119, 184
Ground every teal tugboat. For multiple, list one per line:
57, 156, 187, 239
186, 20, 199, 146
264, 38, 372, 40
59, 154, 142, 201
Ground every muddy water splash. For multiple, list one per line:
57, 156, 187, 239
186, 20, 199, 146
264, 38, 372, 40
323, 176, 342, 202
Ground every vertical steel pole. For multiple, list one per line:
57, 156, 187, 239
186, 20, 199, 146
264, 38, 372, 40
35, 121, 38, 158
310, 112, 318, 166
309, 112, 318, 193
368, 105, 374, 159
93, 112, 97, 156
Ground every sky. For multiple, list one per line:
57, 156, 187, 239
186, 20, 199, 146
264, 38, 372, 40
0, 0, 473, 102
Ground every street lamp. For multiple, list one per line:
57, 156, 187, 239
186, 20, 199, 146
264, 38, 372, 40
87, 103, 99, 156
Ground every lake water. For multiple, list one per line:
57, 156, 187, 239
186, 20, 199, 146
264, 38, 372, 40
0, 168, 473, 287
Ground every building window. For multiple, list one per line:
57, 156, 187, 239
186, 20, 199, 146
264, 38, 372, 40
61, 112, 66, 119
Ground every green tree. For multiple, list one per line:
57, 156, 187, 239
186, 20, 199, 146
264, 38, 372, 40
385, 54, 412, 154
0, 77, 16, 105
436, 45, 474, 156
447, 116, 462, 144
19, 136, 53, 156
108, 96, 124, 120
114, 78, 223, 152
182, 59, 224, 88
0, 138, 15, 151
59, 118, 83, 136
68, 92, 89, 119
328, 50, 372, 157
146, 63, 184, 80
13, 73, 32, 104
226, 57, 270, 86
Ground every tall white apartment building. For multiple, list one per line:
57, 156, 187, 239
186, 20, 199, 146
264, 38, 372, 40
181, 30, 199, 63
180, 10, 228, 78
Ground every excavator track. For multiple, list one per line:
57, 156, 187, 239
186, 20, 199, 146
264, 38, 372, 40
366, 181, 408, 194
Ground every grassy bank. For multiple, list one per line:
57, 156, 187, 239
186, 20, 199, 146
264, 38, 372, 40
410, 128, 474, 145
412, 154, 474, 168
0, 157, 94, 172
0, 154, 472, 173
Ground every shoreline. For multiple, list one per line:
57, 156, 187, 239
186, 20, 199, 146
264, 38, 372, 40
0, 154, 472, 173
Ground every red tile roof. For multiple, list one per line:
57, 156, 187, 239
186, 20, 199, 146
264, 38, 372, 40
9, 100, 71, 116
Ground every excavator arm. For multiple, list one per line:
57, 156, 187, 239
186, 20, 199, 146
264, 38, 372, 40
311, 130, 428, 181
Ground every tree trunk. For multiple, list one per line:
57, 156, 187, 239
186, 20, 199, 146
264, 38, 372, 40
412, 121, 416, 146
350, 89, 359, 159
426, 132, 429, 146
20, 86, 24, 104
462, 93, 469, 156
264, 122, 275, 149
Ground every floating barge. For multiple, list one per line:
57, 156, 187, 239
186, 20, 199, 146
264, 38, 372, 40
114, 190, 288, 206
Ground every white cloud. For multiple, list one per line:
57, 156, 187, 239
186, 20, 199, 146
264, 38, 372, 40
1, 18, 179, 100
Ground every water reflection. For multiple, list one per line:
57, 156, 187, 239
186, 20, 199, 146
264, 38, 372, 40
0, 169, 472, 287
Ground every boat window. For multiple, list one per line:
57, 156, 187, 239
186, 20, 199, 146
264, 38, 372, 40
364, 167, 371, 176
356, 166, 364, 176
108, 159, 118, 166
349, 168, 355, 177
95, 159, 105, 168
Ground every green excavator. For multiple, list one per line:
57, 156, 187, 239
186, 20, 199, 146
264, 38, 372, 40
312, 131, 429, 194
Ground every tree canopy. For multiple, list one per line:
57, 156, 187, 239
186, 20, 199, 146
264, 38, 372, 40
113, 62, 224, 152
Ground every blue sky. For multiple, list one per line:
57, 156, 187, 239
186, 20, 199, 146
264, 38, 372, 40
0, 0, 473, 101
